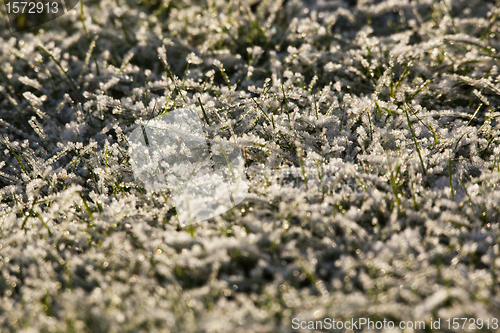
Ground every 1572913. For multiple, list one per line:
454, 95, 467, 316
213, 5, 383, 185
446, 318, 498, 330
5, 1, 59, 14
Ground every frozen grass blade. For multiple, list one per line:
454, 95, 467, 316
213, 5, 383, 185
404, 105, 427, 176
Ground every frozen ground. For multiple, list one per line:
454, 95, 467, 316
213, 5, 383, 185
1, 0, 500, 332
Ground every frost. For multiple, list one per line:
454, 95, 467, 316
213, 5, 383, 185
0, 0, 499, 331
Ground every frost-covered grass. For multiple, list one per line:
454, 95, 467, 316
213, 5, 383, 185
1, 0, 500, 332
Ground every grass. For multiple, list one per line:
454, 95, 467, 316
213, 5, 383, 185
0, 0, 499, 332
